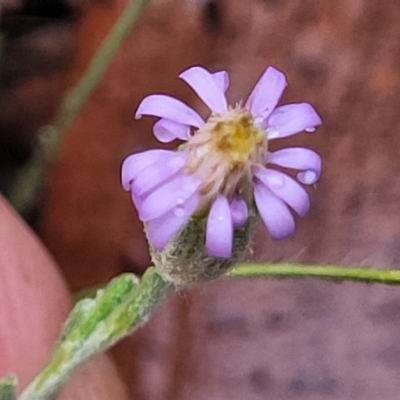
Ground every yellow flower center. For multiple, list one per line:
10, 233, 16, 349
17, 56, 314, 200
183, 107, 266, 207
212, 111, 265, 166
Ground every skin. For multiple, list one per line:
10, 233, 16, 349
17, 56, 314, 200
0, 196, 128, 399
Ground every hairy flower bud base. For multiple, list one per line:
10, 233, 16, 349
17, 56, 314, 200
148, 209, 259, 286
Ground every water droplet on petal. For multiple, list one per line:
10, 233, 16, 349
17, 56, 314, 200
299, 170, 317, 184
176, 198, 184, 205
267, 129, 280, 139
305, 127, 316, 133
174, 205, 186, 217
253, 116, 263, 126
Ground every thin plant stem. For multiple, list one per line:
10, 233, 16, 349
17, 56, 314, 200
17, 262, 400, 399
7, 0, 150, 215
230, 263, 400, 285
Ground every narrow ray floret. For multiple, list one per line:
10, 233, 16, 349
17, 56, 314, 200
122, 66, 322, 261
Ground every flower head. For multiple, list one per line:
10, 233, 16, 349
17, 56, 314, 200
122, 66, 322, 270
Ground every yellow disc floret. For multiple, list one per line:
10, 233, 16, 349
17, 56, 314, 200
183, 107, 266, 207
213, 110, 264, 165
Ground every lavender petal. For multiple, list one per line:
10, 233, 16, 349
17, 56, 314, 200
254, 167, 310, 216
267, 147, 322, 184
254, 183, 295, 240
131, 151, 187, 197
135, 94, 204, 127
267, 103, 322, 138
146, 194, 200, 250
206, 195, 233, 258
179, 66, 228, 113
230, 197, 248, 227
130, 189, 143, 212
153, 118, 191, 143
138, 173, 201, 221
212, 70, 230, 93
121, 149, 170, 191
245, 66, 287, 119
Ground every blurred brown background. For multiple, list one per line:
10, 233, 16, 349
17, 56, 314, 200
3, 0, 400, 399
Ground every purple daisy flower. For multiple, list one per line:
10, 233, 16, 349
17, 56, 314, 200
122, 66, 322, 259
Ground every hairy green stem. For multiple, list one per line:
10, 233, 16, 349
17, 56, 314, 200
19, 268, 174, 400
230, 263, 400, 285
7, 0, 150, 215
15, 262, 400, 399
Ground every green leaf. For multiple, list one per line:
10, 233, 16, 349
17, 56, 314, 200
19, 269, 174, 400
0, 376, 17, 400
66, 273, 139, 342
